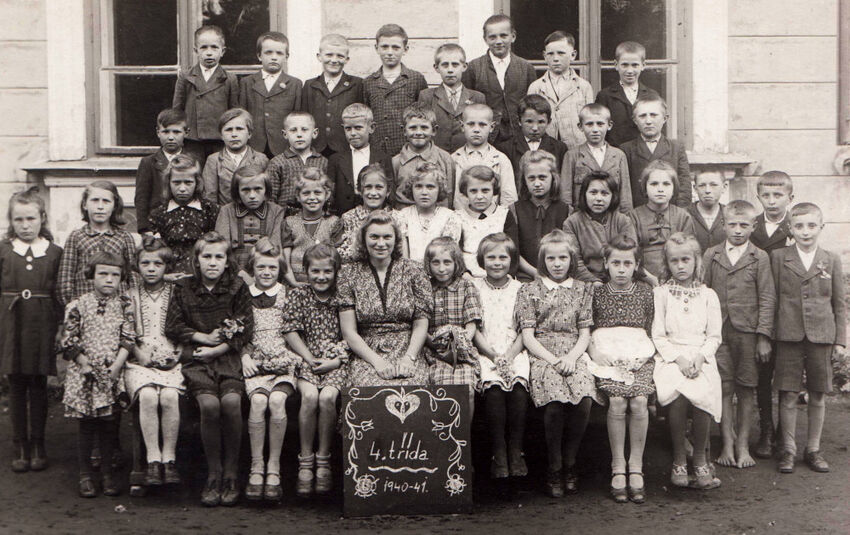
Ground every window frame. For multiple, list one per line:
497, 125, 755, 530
89, 0, 287, 155
495, 0, 691, 145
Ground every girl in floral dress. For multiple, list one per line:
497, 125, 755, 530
147, 154, 219, 278
587, 234, 654, 503
514, 229, 598, 498
125, 237, 185, 491
338, 164, 396, 263
339, 210, 432, 386
240, 238, 299, 502
284, 244, 349, 497
61, 251, 135, 498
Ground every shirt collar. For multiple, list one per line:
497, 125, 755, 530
284, 147, 318, 160
398, 143, 434, 164
489, 51, 510, 66
541, 276, 574, 290
200, 64, 217, 77
226, 148, 247, 161
796, 245, 817, 261
83, 224, 115, 236
235, 202, 268, 219
726, 241, 748, 253
351, 145, 370, 155
11, 237, 49, 258
462, 143, 491, 158
163, 148, 181, 161
249, 282, 282, 297
435, 277, 463, 292
167, 199, 202, 212
261, 70, 279, 80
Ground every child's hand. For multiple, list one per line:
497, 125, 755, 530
241, 354, 259, 377
675, 355, 696, 378
556, 355, 577, 376
164, 272, 192, 283
135, 347, 153, 367
193, 346, 219, 363
312, 358, 341, 375
108, 361, 124, 381
834, 344, 845, 359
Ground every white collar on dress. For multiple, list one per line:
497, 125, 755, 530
166, 199, 202, 212
541, 276, 574, 290
249, 282, 282, 297
11, 237, 49, 258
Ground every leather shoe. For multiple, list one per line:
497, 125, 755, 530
163, 461, 181, 485
545, 469, 564, 498
79, 476, 97, 498
563, 466, 578, 493
201, 476, 221, 507
220, 478, 240, 506
804, 450, 830, 473
145, 461, 163, 486
754, 431, 774, 459
102, 473, 120, 496
11, 442, 29, 473
29, 442, 48, 471
777, 451, 795, 474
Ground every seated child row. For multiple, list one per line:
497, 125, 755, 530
4, 163, 842, 506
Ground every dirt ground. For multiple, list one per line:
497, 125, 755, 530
1, 396, 848, 535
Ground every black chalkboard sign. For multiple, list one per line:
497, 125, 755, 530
342, 385, 473, 517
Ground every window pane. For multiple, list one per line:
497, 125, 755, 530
512, 0, 580, 61
114, 74, 177, 146
202, 0, 270, 65
113, 0, 177, 66
601, 0, 667, 60
601, 66, 667, 101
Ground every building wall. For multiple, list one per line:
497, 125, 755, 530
0, 0, 48, 206
727, 0, 850, 261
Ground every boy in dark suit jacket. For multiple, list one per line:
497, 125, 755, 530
302, 34, 364, 158
135, 108, 203, 233
238, 31, 302, 158
620, 95, 691, 207
418, 43, 485, 153
771, 203, 845, 474
462, 14, 537, 146
749, 170, 795, 458
595, 41, 660, 148
496, 94, 567, 189
327, 104, 393, 214
173, 25, 239, 157
702, 201, 775, 470
688, 167, 728, 252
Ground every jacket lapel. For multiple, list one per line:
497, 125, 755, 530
197, 66, 226, 96
329, 73, 354, 98
434, 86, 456, 116
600, 145, 619, 173
653, 137, 672, 160
711, 247, 734, 272
153, 150, 170, 172
728, 243, 758, 273
250, 72, 268, 97
803, 248, 829, 281
784, 248, 809, 278
266, 73, 290, 98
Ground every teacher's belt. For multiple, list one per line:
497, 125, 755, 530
2, 289, 52, 310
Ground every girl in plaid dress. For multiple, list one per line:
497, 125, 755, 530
515, 229, 598, 498
284, 244, 349, 497
424, 237, 482, 416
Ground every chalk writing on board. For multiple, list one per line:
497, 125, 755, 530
344, 386, 468, 499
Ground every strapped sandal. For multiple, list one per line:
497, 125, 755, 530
628, 471, 645, 503
297, 453, 315, 498
610, 472, 628, 503
315, 454, 333, 495
264, 470, 282, 502
245, 461, 265, 501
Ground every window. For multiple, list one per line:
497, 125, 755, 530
498, 0, 689, 142
92, 0, 285, 153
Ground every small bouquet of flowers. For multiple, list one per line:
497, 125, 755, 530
149, 345, 182, 371
494, 354, 515, 385
258, 349, 300, 375
219, 317, 246, 341
430, 325, 480, 373
319, 339, 350, 362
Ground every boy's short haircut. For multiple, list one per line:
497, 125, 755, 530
434, 43, 466, 63
633, 94, 668, 116
477, 232, 519, 272
789, 202, 822, 221
319, 33, 349, 51
757, 170, 794, 194
578, 103, 611, 123
84, 250, 128, 281
402, 103, 437, 129
615, 41, 646, 61
356, 163, 390, 194
724, 199, 758, 221
640, 159, 679, 200
403, 162, 449, 203
519, 150, 561, 201
157, 108, 187, 129
577, 170, 620, 214
295, 167, 333, 196
663, 232, 704, 282
462, 103, 494, 122
195, 25, 225, 45
693, 165, 728, 185
517, 94, 552, 121
163, 154, 204, 202
459, 164, 501, 196
537, 229, 578, 280
341, 103, 373, 123
137, 235, 175, 269
482, 14, 513, 34
423, 237, 466, 281
231, 164, 272, 203
218, 108, 253, 133
256, 31, 289, 54
543, 30, 576, 49
376, 23, 409, 45
284, 110, 316, 128
247, 236, 288, 279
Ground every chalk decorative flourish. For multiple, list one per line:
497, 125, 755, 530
354, 474, 378, 498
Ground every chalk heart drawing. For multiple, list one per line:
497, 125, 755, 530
385, 391, 420, 424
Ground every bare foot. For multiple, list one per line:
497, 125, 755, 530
715, 447, 736, 467
736, 450, 756, 469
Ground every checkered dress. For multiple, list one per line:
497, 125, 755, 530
57, 225, 137, 306
266, 149, 328, 211
428, 278, 483, 387
363, 65, 428, 157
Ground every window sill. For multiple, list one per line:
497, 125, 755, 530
22, 157, 141, 186
685, 151, 758, 177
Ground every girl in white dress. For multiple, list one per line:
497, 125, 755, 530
395, 162, 461, 263
472, 233, 530, 479
652, 232, 722, 490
